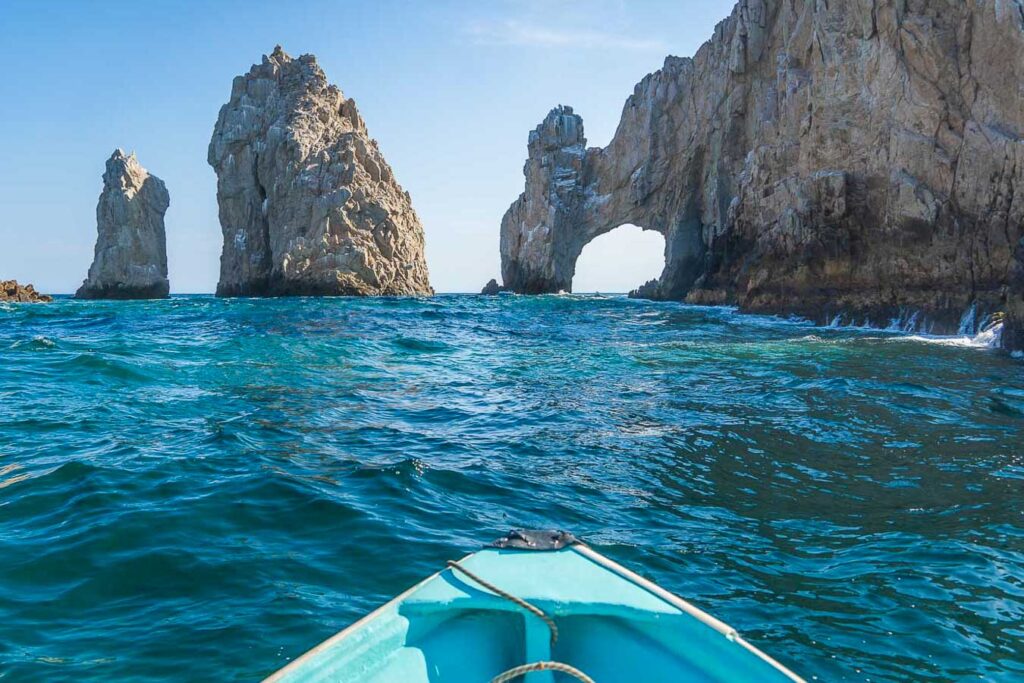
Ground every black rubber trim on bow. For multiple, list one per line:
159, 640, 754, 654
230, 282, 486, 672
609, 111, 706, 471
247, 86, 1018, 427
488, 529, 580, 551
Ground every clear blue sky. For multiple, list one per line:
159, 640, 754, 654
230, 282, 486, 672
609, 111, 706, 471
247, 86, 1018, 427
0, 0, 735, 294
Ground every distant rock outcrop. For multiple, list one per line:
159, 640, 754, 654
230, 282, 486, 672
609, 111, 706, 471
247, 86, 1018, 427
209, 46, 432, 297
480, 278, 506, 295
1, 280, 51, 303
500, 1, 1024, 348
76, 150, 170, 299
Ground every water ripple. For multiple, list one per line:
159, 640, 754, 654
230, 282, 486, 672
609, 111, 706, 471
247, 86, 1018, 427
0, 295, 1022, 681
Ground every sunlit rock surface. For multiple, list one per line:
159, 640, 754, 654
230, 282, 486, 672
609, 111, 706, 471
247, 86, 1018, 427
1, 280, 51, 303
76, 150, 169, 300
209, 46, 432, 297
500, 0, 1024, 347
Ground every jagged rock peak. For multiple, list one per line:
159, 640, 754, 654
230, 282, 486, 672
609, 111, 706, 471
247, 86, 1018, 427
480, 278, 506, 295
499, 106, 591, 294
209, 46, 432, 297
500, 0, 1024, 350
76, 149, 170, 300
529, 106, 585, 149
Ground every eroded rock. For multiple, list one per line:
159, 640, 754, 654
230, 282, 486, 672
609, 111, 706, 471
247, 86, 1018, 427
480, 278, 506, 295
77, 150, 169, 299
0, 280, 51, 303
209, 46, 432, 297
1004, 239, 1024, 353
500, 1, 1024, 346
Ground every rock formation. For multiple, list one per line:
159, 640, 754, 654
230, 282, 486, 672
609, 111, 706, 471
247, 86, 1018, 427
209, 46, 432, 297
499, 1, 1024, 349
76, 150, 170, 299
480, 278, 506, 295
0, 280, 52, 303
1004, 239, 1024, 352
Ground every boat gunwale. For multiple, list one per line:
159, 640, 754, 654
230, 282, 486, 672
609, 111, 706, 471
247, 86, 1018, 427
262, 553, 473, 682
571, 544, 805, 683
264, 545, 806, 683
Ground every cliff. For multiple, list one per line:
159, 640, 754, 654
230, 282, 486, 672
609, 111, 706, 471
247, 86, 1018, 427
499, 1, 1024, 349
209, 47, 432, 297
76, 150, 170, 299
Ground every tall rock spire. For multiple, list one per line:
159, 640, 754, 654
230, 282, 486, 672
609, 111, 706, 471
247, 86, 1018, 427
76, 150, 170, 299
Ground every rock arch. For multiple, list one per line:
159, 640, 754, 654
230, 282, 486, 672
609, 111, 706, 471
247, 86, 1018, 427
572, 224, 666, 294
498, 0, 1024, 348
499, 106, 706, 299
497, 103, 708, 299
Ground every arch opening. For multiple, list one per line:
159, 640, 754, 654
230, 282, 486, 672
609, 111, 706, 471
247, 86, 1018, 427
571, 224, 666, 294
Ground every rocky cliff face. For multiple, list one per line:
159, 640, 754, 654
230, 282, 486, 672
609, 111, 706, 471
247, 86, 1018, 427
1, 280, 51, 303
499, 1, 1024, 348
209, 47, 432, 297
76, 150, 170, 300
1005, 238, 1024, 352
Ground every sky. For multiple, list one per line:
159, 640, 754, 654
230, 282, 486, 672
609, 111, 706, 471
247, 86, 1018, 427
0, 0, 736, 294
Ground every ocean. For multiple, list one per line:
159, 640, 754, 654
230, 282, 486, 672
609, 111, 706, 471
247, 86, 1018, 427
1, 294, 1022, 681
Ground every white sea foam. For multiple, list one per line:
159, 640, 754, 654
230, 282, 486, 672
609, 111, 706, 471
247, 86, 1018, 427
823, 302, 1006, 351
900, 322, 1002, 349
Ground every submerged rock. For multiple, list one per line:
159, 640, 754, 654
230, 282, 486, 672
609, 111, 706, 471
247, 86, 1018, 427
76, 150, 170, 300
0, 280, 51, 303
209, 46, 432, 297
500, 1, 1024, 339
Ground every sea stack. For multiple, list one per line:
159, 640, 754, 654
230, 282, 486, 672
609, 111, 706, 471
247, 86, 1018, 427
208, 46, 432, 297
499, 0, 1024, 336
76, 150, 170, 299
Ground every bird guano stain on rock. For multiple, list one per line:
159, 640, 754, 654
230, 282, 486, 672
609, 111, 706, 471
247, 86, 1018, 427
209, 46, 432, 298
498, 0, 1024, 351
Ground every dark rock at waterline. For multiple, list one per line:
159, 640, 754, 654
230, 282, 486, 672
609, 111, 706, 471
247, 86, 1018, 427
1, 280, 52, 303
480, 278, 506, 295
1003, 239, 1024, 354
628, 279, 660, 301
499, 1, 1024, 334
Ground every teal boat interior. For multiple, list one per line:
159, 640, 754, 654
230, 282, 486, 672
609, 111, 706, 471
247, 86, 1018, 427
267, 535, 802, 682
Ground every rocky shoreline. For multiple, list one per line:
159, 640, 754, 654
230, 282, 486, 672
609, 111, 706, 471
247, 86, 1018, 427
494, 1, 1024, 352
0, 280, 51, 303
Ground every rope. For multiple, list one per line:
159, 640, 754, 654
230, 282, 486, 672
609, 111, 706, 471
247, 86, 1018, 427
490, 661, 595, 683
445, 560, 559, 646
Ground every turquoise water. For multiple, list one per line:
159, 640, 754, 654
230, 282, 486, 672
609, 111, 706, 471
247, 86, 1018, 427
1, 294, 1022, 682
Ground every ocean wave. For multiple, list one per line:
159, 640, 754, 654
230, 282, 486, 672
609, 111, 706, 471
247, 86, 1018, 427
0, 294, 1021, 681
9, 335, 57, 350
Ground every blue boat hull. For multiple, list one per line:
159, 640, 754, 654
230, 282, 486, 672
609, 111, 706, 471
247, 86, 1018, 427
266, 543, 803, 682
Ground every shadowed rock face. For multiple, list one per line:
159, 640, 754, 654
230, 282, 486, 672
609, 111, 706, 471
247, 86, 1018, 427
209, 46, 432, 297
500, 1, 1024, 348
76, 150, 169, 300
1005, 239, 1024, 352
